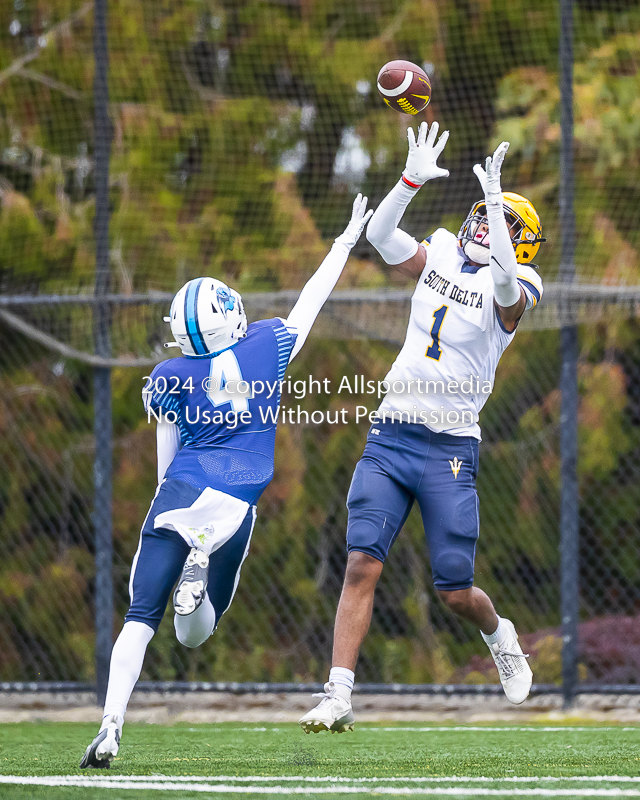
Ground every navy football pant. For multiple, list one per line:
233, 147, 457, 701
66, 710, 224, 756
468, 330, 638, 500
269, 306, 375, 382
125, 478, 256, 633
346, 420, 480, 591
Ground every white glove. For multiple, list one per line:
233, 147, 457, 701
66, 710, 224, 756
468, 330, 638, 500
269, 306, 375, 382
402, 121, 450, 187
473, 141, 509, 206
334, 193, 373, 250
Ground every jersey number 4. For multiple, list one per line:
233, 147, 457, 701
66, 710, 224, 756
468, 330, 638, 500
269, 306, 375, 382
206, 350, 253, 413
425, 305, 448, 361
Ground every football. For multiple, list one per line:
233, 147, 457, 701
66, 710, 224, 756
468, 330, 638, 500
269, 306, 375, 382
376, 60, 431, 115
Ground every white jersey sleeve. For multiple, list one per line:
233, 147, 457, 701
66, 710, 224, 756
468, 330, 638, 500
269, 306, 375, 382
516, 264, 543, 311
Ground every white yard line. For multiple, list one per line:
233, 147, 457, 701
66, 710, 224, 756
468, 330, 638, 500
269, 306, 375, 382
186, 726, 640, 733
1, 776, 640, 796
33, 776, 640, 784
13, 774, 640, 784
358, 727, 640, 733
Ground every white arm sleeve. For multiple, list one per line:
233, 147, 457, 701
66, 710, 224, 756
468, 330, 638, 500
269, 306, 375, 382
365, 179, 421, 265
285, 240, 351, 361
156, 419, 181, 484
487, 201, 521, 308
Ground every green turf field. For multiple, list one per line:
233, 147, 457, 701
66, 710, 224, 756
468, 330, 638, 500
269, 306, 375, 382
0, 722, 639, 798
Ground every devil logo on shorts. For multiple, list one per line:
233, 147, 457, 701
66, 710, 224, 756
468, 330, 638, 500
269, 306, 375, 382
449, 457, 462, 479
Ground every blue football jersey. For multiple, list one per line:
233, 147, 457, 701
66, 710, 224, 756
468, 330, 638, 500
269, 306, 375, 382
144, 318, 296, 504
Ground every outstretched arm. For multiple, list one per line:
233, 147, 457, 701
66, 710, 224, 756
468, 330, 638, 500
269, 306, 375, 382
285, 194, 372, 361
473, 142, 526, 332
366, 121, 449, 279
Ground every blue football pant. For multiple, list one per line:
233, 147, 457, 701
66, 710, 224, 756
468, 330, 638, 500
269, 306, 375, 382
125, 478, 256, 633
346, 420, 480, 591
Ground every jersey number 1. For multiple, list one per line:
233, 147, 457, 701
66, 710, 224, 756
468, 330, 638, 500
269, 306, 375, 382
425, 305, 448, 361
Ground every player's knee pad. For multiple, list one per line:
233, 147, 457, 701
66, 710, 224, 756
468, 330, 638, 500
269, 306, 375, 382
346, 519, 389, 563
432, 545, 475, 592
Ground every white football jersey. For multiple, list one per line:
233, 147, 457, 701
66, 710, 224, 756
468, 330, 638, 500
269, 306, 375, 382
378, 228, 543, 439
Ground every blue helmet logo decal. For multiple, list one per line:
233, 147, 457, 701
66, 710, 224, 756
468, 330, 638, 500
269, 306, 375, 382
216, 287, 236, 319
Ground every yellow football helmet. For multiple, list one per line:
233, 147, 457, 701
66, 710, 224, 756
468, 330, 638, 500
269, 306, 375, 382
458, 192, 545, 264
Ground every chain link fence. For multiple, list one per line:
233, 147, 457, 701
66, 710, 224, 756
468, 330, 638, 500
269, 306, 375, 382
2, 305, 639, 687
1, 0, 640, 690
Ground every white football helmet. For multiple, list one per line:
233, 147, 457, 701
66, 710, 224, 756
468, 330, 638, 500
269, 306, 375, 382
165, 278, 247, 357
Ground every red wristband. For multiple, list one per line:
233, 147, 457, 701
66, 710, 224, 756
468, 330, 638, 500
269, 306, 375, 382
401, 174, 422, 189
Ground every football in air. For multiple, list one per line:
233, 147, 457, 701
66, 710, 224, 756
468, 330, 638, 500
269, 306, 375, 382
376, 60, 431, 115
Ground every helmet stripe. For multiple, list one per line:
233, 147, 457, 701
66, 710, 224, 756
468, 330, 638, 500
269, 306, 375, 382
184, 279, 207, 356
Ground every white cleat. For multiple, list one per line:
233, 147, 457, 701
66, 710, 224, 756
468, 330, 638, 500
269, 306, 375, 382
485, 618, 533, 705
80, 715, 121, 769
173, 548, 209, 616
299, 682, 355, 734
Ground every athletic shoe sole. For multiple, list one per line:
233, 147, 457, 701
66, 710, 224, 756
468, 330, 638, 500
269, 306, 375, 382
300, 711, 355, 735
173, 580, 206, 616
173, 551, 209, 616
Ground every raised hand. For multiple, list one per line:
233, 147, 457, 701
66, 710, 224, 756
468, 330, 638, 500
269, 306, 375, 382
473, 141, 509, 205
335, 193, 374, 249
403, 121, 450, 186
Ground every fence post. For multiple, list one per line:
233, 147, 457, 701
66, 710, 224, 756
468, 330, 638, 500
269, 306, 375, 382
559, 0, 579, 709
93, 0, 113, 707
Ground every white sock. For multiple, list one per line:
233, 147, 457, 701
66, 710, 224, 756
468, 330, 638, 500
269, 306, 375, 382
329, 667, 355, 702
99, 712, 122, 731
102, 620, 154, 726
481, 616, 505, 645
174, 596, 216, 648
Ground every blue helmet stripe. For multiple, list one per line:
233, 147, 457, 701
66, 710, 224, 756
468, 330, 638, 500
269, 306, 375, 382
184, 279, 207, 356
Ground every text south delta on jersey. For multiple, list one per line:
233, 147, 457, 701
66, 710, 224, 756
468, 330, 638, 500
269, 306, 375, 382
147, 405, 479, 429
